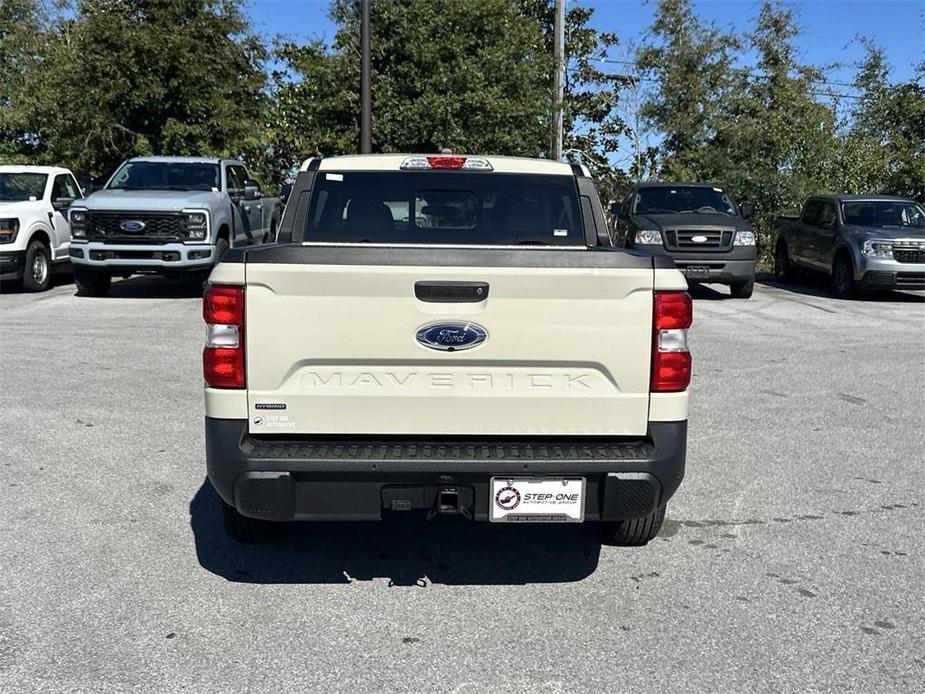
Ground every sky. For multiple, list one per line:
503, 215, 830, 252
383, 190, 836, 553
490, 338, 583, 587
246, 0, 925, 86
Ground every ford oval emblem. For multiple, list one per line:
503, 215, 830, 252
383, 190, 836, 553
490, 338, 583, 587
416, 321, 487, 351
120, 219, 146, 233
691, 235, 708, 243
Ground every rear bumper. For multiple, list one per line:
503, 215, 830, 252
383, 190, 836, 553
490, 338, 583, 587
0, 250, 25, 281
205, 417, 687, 522
70, 241, 215, 272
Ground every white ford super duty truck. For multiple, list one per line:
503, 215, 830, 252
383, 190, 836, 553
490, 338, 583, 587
0, 165, 84, 292
68, 156, 281, 296
203, 154, 692, 546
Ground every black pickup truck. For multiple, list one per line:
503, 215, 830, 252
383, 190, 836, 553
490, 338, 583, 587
612, 182, 757, 298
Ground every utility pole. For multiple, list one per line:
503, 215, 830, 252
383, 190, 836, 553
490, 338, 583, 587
552, 0, 565, 160
359, 0, 372, 154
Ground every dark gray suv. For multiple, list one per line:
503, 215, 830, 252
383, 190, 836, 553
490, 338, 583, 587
612, 182, 757, 298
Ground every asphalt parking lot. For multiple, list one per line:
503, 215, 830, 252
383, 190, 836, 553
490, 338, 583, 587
1, 274, 923, 694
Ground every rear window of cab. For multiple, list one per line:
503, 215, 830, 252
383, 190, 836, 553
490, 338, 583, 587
304, 171, 582, 245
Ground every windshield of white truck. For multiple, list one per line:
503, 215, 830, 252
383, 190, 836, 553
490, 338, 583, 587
0, 173, 48, 202
633, 186, 737, 216
841, 201, 925, 229
304, 171, 583, 245
106, 162, 220, 192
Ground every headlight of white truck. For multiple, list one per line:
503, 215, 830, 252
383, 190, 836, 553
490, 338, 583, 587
861, 239, 893, 259
183, 209, 210, 242
734, 230, 756, 246
634, 229, 663, 245
0, 218, 19, 244
68, 209, 87, 239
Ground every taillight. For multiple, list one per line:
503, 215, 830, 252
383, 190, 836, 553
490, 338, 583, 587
203, 285, 245, 389
651, 291, 692, 392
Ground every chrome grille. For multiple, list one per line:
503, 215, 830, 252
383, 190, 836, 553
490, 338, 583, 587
664, 229, 733, 251
86, 211, 185, 244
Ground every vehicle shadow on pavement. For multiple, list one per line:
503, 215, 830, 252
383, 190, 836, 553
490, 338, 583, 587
82, 275, 204, 299
686, 284, 732, 300
189, 481, 602, 586
758, 276, 925, 302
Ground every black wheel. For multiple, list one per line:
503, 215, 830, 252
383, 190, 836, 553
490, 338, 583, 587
74, 267, 111, 297
22, 239, 51, 292
729, 277, 754, 299
603, 503, 667, 546
774, 242, 793, 282
214, 236, 230, 263
220, 497, 278, 543
832, 253, 858, 299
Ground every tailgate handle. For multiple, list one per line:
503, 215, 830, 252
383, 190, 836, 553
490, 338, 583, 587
414, 281, 489, 303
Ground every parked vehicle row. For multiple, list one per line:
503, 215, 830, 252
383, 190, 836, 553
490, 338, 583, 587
773, 195, 925, 298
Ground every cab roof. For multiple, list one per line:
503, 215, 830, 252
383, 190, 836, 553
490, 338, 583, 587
0, 164, 73, 176
300, 154, 586, 176
127, 156, 235, 166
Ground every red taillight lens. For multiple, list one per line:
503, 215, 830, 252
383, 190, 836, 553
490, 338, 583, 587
426, 156, 467, 169
203, 347, 245, 389
203, 285, 244, 326
203, 285, 245, 389
651, 291, 692, 393
653, 290, 692, 330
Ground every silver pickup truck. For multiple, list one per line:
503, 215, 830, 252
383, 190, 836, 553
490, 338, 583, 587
773, 195, 925, 298
68, 156, 281, 296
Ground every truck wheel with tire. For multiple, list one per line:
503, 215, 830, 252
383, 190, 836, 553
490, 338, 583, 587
774, 242, 793, 282
220, 497, 278, 543
831, 253, 858, 299
603, 503, 667, 546
74, 267, 112, 297
730, 277, 754, 299
22, 238, 52, 292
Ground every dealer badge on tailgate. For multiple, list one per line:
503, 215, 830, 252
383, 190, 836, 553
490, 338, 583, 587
490, 478, 585, 522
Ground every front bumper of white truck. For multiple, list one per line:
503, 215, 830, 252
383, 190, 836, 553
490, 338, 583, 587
69, 241, 216, 272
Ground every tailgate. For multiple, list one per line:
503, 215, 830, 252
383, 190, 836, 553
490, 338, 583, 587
244, 247, 654, 436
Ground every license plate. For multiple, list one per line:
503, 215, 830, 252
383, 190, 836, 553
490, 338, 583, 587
490, 477, 585, 523
683, 265, 710, 279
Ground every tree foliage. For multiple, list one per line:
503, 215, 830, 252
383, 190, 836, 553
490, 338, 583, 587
0, 0, 921, 235
1, 0, 268, 179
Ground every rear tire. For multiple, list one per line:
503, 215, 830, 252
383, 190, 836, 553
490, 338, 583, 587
220, 498, 278, 543
832, 253, 858, 299
22, 239, 52, 292
774, 242, 793, 282
729, 277, 754, 299
603, 503, 666, 546
74, 267, 111, 297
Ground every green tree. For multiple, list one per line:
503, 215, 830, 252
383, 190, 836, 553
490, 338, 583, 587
636, 0, 738, 181
10, 0, 268, 179
0, 0, 50, 163
267, 0, 627, 190
845, 42, 925, 199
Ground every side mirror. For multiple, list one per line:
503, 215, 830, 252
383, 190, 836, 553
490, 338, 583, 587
739, 202, 755, 220
280, 182, 293, 206
243, 179, 262, 201
52, 196, 75, 211
79, 176, 96, 196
